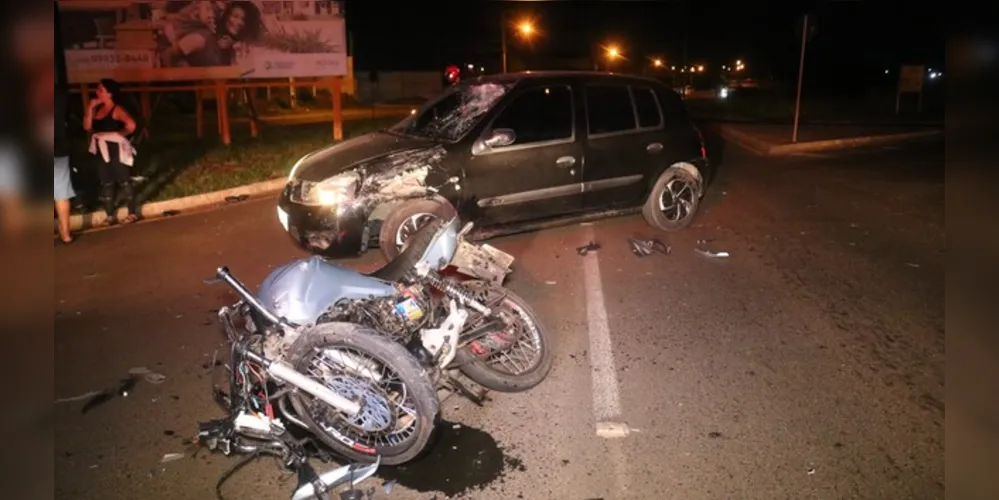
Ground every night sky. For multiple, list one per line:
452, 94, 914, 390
346, 1, 942, 92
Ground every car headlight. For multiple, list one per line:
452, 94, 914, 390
292, 171, 360, 206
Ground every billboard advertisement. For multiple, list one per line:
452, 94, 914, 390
57, 1, 347, 83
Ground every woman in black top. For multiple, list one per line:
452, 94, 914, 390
83, 78, 139, 225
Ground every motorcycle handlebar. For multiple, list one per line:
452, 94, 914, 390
215, 266, 286, 327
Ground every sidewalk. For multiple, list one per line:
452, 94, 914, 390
719, 123, 942, 155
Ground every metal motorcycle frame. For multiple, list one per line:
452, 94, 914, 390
195, 216, 529, 496
254, 217, 523, 404
197, 266, 384, 500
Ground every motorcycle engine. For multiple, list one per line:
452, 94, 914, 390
320, 284, 431, 342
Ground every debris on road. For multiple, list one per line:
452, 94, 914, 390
544, 280, 557, 285
383, 479, 396, 494
224, 194, 250, 203
628, 238, 670, 257
161, 453, 185, 463
906, 262, 920, 268
83, 273, 98, 279
595, 422, 639, 438
162, 210, 181, 217
576, 241, 601, 256
81, 375, 139, 414
807, 467, 817, 475
695, 249, 730, 258
55, 390, 103, 405
129, 366, 168, 384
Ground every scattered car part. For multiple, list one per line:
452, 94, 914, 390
576, 241, 601, 256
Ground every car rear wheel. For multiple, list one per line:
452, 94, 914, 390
378, 199, 457, 262
641, 167, 701, 231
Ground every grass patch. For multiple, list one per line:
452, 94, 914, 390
69, 116, 402, 213
148, 116, 401, 201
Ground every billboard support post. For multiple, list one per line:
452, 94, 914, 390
195, 84, 204, 138
332, 77, 343, 141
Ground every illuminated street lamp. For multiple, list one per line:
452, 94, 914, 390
697, 64, 705, 72
501, 14, 540, 73
607, 46, 620, 59
653, 58, 663, 68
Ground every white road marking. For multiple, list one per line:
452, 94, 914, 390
580, 226, 633, 494
581, 227, 623, 425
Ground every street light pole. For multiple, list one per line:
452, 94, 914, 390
500, 10, 508, 73
791, 13, 808, 143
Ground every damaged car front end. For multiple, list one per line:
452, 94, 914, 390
277, 79, 515, 259
278, 144, 452, 257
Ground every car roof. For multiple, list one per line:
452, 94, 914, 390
461, 70, 669, 89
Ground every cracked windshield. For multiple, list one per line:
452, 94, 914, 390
38, 1, 949, 499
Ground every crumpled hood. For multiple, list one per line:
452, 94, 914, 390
290, 131, 438, 182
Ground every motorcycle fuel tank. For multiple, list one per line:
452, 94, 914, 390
257, 256, 397, 325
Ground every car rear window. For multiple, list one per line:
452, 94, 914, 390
585, 84, 636, 135
631, 87, 663, 128
655, 88, 692, 128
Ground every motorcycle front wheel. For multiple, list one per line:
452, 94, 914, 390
452, 281, 554, 392
286, 322, 440, 465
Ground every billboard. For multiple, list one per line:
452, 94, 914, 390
898, 64, 925, 93
57, 1, 347, 83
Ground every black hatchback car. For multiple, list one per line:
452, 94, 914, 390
277, 71, 712, 261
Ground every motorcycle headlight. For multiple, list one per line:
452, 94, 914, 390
292, 172, 360, 207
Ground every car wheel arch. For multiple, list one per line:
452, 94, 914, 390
368, 194, 457, 222
647, 161, 705, 198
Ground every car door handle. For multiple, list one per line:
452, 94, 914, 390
646, 142, 664, 154
555, 156, 576, 168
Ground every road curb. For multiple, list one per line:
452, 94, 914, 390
720, 125, 942, 155
768, 129, 942, 155
718, 126, 772, 154
58, 177, 287, 232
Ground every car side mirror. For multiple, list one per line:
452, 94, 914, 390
472, 128, 516, 155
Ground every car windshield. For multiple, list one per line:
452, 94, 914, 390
389, 81, 514, 142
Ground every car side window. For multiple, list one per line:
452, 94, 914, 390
490, 85, 573, 146
585, 84, 636, 135
631, 87, 663, 128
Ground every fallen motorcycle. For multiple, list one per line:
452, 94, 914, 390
247, 216, 554, 465
197, 262, 437, 497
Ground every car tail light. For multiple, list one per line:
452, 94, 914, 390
695, 127, 706, 158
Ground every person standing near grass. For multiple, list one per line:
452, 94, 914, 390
54, 80, 75, 243
83, 78, 140, 225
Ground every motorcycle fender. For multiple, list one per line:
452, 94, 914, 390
450, 240, 515, 285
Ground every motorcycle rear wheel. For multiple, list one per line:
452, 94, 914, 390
452, 282, 554, 392
287, 322, 440, 466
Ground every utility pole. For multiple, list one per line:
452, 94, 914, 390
791, 13, 808, 143
500, 9, 508, 73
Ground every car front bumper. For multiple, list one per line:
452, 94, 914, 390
276, 185, 371, 258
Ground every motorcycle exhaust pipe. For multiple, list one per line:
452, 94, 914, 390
241, 349, 361, 417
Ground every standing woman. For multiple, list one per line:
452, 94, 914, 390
83, 78, 139, 225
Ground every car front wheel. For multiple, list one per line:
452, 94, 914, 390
641, 167, 701, 231
378, 199, 457, 262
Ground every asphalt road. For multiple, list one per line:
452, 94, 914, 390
54, 139, 944, 500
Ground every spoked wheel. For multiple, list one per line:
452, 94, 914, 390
287, 323, 439, 465
451, 281, 553, 392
